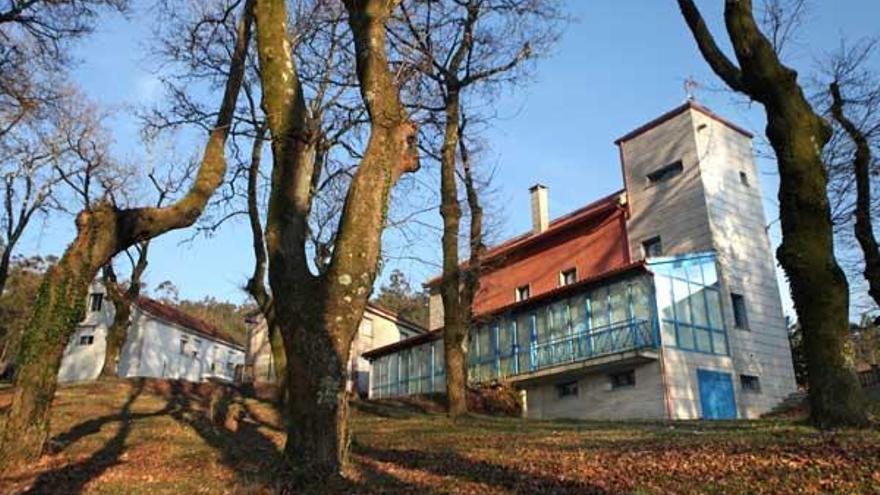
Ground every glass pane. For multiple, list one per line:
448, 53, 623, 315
706, 290, 723, 329
695, 328, 712, 353
478, 326, 491, 361
609, 282, 629, 324
685, 261, 704, 286
570, 295, 588, 334
662, 320, 677, 347
535, 308, 549, 343
590, 290, 609, 329
631, 277, 652, 322
678, 324, 694, 350
548, 301, 569, 340
712, 331, 728, 355
672, 278, 692, 324
702, 260, 719, 288
691, 285, 709, 327
498, 318, 513, 355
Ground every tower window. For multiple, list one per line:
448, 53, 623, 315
515, 285, 531, 302
642, 236, 663, 258
560, 268, 577, 287
79, 335, 94, 346
646, 160, 684, 184
740, 374, 761, 393
731, 293, 749, 329
89, 293, 103, 312
739, 171, 750, 186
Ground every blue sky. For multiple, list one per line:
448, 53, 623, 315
18, 1, 880, 319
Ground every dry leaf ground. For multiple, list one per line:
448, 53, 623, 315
0, 379, 878, 494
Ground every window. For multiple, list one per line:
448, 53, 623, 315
192, 339, 202, 358
739, 170, 750, 186
740, 374, 761, 393
560, 268, 577, 287
515, 285, 531, 302
609, 370, 636, 389
731, 293, 749, 329
179, 338, 189, 356
642, 236, 662, 258
79, 335, 94, 346
646, 160, 684, 184
556, 381, 578, 398
89, 293, 103, 312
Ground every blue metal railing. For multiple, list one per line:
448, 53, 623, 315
467, 318, 655, 383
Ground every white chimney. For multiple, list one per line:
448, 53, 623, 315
530, 184, 549, 234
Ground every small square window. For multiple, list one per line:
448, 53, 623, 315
89, 293, 103, 312
642, 236, 662, 258
560, 268, 577, 287
556, 381, 578, 398
79, 335, 94, 346
609, 370, 636, 389
647, 160, 684, 184
740, 374, 761, 393
739, 171, 750, 186
516, 285, 531, 302
179, 338, 189, 356
731, 293, 749, 329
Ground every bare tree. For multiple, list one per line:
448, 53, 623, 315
0, 0, 255, 467
677, 0, 868, 428
252, 0, 419, 482
389, 0, 562, 417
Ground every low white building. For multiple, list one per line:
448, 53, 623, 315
58, 283, 245, 383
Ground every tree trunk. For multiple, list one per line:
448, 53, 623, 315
439, 89, 469, 418
0, 244, 12, 297
0, 210, 110, 466
677, 0, 867, 429
100, 295, 130, 378
0, 0, 254, 467
830, 82, 880, 307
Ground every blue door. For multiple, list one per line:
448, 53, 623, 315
697, 369, 736, 419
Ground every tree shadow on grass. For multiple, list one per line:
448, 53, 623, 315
24, 379, 156, 494
353, 444, 619, 495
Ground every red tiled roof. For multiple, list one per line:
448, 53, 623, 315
614, 100, 753, 144
423, 190, 626, 288
135, 296, 244, 349
364, 261, 648, 361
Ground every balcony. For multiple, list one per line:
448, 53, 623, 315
468, 318, 658, 385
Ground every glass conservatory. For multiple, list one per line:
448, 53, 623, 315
369, 253, 727, 399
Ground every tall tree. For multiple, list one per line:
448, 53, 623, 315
677, 0, 868, 427
253, 0, 419, 482
99, 241, 148, 377
0, 0, 255, 467
391, 0, 561, 417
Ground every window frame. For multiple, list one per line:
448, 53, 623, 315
78, 334, 94, 346
731, 293, 749, 329
559, 268, 577, 287
609, 369, 636, 390
515, 284, 531, 302
740, 374, 761, 393
642, 236, 663, 258
556, 380, 579, 399
646, 160, 684, 184
89, 293, 103, 313
739, 170, 750, 187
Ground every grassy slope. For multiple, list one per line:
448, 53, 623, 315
0, 380, 878, 494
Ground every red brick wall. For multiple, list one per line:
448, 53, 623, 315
472, 208, 630, 316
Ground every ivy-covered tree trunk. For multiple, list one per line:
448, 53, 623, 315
0, 0, 254, 468
830, 82, 880, 307
678, 0, 867, 428
253, 0, 418, 483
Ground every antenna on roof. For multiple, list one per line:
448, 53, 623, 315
684, 76, 700, 102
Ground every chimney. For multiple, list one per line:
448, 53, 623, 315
529, 184, 549, 234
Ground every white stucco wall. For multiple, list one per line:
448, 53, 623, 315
59, 286, 244, 384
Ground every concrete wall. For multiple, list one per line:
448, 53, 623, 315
524, 362, 666, 420
691, 111, 798, 417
